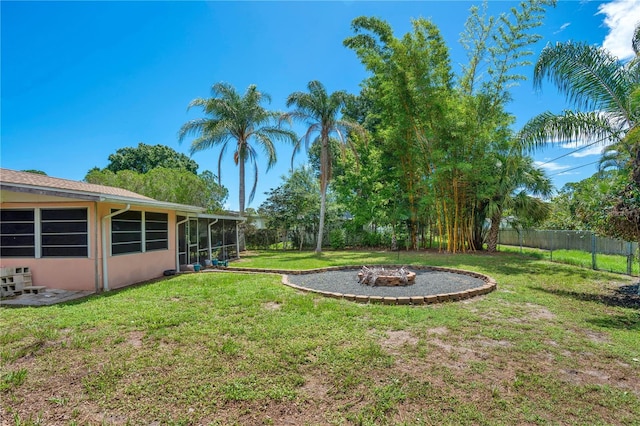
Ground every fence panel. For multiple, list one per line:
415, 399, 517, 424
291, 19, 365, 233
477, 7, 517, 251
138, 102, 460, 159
498, 229, 638, 276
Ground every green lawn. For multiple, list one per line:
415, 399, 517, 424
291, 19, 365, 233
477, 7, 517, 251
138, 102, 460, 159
1, 250, 639, 425
498, 244, 640, 276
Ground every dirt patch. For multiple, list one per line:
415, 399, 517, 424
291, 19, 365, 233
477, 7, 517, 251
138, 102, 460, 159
474, 337, 513, 348
127, 331, 144, 348
380, 330, 419, 350
426, 326, 449, 335
583, 329, 610, 344
299, 374, 330, 399
525, 303, 556, 321
262, 301, 281, 311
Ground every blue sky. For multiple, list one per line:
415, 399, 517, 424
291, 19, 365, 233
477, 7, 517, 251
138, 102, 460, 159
2, 0, 639, 211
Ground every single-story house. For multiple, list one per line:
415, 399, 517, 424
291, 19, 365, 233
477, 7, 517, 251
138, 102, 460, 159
0, 168, 244, 293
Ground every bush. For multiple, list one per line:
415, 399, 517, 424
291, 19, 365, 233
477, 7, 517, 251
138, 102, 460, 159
329, 228, 346, 250
362, 231, 382, 248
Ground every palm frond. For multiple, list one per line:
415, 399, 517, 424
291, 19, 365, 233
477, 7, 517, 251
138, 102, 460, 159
179, 82, 284, 212
632, 22, 640, 57
534, 41, 634, 125
216, 141, 230, 185
519, 110, 624, 151
248, 155, 259, 204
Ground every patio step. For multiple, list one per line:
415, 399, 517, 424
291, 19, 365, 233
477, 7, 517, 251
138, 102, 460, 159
23, 286, 47, 294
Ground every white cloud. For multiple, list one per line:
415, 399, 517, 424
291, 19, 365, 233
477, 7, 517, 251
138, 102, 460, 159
555, 171, 583, 177
554, 22, 571, 34
535, 161, 570, 172
557, 142, 605, 158
597, 0, 640, 60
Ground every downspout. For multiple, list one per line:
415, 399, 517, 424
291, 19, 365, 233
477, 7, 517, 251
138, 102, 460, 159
94, 202, 100, 293
208, 218, 219, 262
101, 204, 130, 292
176, 215, 191, 272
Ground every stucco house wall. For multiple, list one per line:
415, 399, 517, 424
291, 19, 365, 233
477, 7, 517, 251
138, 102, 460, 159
101, 203, 178, 291
1, 198, 99, 291
0, 169, 203, 293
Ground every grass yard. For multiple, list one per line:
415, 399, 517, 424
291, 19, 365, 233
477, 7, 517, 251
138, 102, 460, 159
1, 250, 639, 425
497, 245, 640, 276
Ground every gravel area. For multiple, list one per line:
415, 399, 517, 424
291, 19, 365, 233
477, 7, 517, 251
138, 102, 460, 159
286, 268, 486, 297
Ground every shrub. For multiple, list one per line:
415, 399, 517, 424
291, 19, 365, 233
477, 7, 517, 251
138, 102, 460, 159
329, 228, 346, 250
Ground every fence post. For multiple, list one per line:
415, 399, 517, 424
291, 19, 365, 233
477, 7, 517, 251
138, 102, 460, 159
591, 232, 597, 271
519, 230, 523, 254
627, 242, 633, 276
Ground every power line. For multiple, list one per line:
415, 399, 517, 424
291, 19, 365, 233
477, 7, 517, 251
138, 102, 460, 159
537, 136, 611, 167
548, 160, 600, 177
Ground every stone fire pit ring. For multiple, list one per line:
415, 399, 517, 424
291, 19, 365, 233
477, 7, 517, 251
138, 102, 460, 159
277, 265, 496, 305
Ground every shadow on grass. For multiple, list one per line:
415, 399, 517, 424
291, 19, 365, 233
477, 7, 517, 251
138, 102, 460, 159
1, 275, 183, 309
531, 284, 640, 310
586, 311, 640, 330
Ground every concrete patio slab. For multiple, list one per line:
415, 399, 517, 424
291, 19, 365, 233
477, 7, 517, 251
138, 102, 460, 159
1, 289, 94, 307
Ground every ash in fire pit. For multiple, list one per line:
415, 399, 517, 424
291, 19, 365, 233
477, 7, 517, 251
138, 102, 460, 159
357, 266, 416, 287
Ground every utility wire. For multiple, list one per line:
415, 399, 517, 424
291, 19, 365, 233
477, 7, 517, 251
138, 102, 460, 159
548, 160, 600, 177
537, 136, 611, 167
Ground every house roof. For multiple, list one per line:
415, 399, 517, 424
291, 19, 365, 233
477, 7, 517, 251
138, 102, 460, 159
0, 168, 204, 213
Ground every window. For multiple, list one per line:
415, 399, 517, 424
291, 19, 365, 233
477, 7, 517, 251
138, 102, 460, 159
0, 209, 35, 257
41, 209, 88, 257
0, 208, 88, 258
111, 210, 169, 255
111, 210, 142, 255
145, 212, 168, 251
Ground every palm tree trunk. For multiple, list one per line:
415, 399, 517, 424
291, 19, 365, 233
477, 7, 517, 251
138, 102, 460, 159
239, 155, 246, 216
487, 214, 501, 253
316, 184, 326, 253
316, 136, 329, 253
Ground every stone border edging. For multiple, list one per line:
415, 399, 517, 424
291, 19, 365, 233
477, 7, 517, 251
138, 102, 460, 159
220, 265, 496, 305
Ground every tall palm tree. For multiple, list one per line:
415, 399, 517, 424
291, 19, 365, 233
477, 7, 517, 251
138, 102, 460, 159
178, 82, 296, 215
284, 80, 365, 253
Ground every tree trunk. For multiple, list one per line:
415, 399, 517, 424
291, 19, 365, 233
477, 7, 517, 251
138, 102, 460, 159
239, 154, 245, 216
299, 228, 304, 251
486, 215, 501, 253
316, 135, 329, 253
316, 187, 326, 252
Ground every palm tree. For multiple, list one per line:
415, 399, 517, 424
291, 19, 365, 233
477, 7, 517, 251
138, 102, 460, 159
520, 23, 639, 154
178, 82, 296, 215
485, 145, 553, 253
284, 80, 365, 253
520, 25, 640, 292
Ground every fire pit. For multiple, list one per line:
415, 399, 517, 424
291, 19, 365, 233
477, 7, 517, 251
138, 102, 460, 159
357, 266, 416, 287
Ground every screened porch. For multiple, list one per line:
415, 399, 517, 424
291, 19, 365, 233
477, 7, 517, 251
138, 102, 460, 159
177, 214, 243, 268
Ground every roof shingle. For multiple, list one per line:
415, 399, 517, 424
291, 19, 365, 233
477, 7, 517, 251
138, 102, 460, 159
0, 168, 155, 200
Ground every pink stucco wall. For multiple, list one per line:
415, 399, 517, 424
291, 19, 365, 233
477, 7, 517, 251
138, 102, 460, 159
1, 199, 178, 292
106, 245, 176, 290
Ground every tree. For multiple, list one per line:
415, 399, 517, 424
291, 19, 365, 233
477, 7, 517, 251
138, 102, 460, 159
459, 0, 554, 251
484, 143, 552, 252
284, 80, 365, 252
105, 143, 199, 174
520, 23, 640, 288
344, 16, 453, 250
85, 168, 228, 213
343, 2, 552, 252
541, 174, 623, 232
258, 167, 321, 251
178, 83, 296, 215
520, 25, 639, 150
